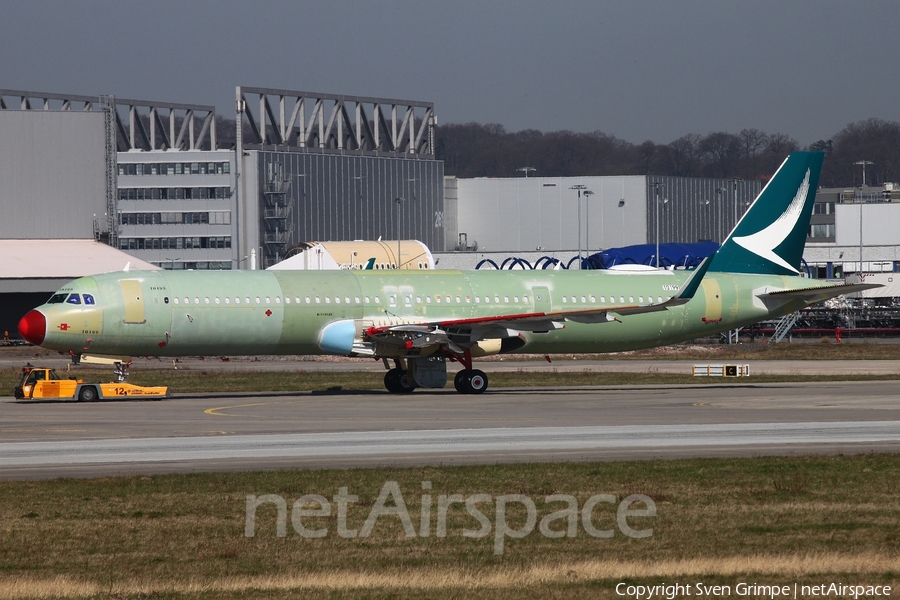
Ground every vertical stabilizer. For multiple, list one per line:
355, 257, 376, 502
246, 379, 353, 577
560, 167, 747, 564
708, 151, 824, 275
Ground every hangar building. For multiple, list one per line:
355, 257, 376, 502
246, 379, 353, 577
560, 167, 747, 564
234, 87, 443, 269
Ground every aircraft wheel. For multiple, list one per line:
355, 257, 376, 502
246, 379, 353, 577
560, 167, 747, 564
397, 370, 417, 393
384, 369, 402, 393
454, 370, 471, 394
78, 385, 98, 402
468, 370, 488, 394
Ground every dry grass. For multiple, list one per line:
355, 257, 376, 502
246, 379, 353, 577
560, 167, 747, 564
2, 554, 897, 598
0, 455, 898, 598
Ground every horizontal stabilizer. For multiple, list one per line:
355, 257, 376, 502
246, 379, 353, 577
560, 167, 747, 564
762, 283, 882, 304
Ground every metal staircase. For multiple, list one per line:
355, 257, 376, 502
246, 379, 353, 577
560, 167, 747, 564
771, 311, 801, 343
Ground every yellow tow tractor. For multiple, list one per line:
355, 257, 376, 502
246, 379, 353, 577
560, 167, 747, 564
14, 363, 169, 401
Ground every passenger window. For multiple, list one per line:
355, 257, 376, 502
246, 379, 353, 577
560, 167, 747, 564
562, 297, 567, 303
355, 297, 360, 304
256, 297, 261, 304
245, 297, 250, 304
374, 296, 380, 303
315, 296, 320, 303
475, 296, 480, 303
296, 297, 301, 304
284, 297, 290, 304
185, 297, 190, 304
658, 296, 663, 303
571, 296, 576, 303
205, 297, 210, 304
194, 297, 200, 304
416, 296, 422, 304
364, 296, 370, 303
325, 297, 331, 303
436, 296, 441, 303
275, 297, 281, 304
235, 297, 240, 304
514, 296, 519, 303
225, 297, 230, 304
581, 296, 586, 303
66, 294, 81, 304
639, 296, 644, 303
619, 296, 625, 303
504, 296, 509, 303
446, 296, 451, 303
334, 297, 340, 304
629, 296, 634, 303
455, 296, 461, 303
215, 297, 220, 304
306, 297, 311, 303
590, 295, 596, 303
426, 296, 432, 303
524, 295, 529, 303
265, 296, 271, 304
174, 297, 180, 305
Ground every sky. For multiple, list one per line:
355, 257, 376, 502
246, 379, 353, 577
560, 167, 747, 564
1, 0, 898, 146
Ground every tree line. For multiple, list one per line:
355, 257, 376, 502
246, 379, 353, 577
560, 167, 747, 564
435, 118, 900, 188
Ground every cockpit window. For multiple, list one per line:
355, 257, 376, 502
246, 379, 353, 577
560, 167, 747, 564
83, 294, 95, 305
47, 293, 67, 304
66, 294, 81, 305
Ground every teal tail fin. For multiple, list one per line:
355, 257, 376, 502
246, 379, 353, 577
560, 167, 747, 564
707, 151, 824, 275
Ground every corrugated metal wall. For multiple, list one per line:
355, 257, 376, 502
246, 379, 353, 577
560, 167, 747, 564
0, 111, 107, 239
254, 151, 444, 265
456, 176, 647, 253
647, 177, 762, 245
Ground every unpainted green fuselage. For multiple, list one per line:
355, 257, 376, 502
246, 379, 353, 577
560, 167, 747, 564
33, 268, 818, 358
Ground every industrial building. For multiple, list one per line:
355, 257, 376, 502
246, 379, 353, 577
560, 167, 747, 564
234, 87, 443, 269
445, 175, 761, 255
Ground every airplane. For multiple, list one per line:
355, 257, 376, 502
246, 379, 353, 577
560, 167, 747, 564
18, 151, 879, 395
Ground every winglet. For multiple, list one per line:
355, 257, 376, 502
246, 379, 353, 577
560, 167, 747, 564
673, 255, 712, 302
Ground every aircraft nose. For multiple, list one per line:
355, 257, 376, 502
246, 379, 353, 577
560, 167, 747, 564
18, 310, 46, 346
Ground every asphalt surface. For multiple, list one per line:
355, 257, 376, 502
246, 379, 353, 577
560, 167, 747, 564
2, 378, 900, 479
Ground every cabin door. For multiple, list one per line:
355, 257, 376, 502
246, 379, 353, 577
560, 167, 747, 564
532, 286, 551, 313
119, 280, 146, 324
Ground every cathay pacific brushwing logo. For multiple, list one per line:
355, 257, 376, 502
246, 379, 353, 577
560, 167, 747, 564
732, 169, 810, 273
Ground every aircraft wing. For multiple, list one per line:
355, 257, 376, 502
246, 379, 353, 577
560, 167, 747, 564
365, 257, 712, 348
761, 282, 882, 304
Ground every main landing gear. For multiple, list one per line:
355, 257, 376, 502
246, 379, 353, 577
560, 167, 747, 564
380, 351, 490, 395
453, 368, 488, 394
384, 366, 416, 394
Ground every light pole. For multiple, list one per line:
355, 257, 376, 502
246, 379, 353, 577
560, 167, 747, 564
583, 189, 595, 256
394, 197, 404, 269
730, 178, 742, 226
517, 167, 536, 177
649, 182, 666, 268
854, 160, 874, 187
853, 162, 873, 275
569, 185, 587, 268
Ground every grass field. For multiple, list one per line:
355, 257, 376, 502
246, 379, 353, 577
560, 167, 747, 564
0, 454, 898, 599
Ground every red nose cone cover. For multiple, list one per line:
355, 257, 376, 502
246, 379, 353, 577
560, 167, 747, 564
18, 310, 46, 346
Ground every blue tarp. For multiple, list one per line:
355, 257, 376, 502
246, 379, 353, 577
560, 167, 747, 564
585, 242, 720, 269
